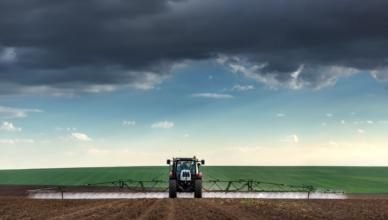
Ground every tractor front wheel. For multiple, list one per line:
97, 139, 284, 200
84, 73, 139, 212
194, 179, 202, 198
169, 179, 177, 198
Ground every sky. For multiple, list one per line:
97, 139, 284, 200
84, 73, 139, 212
1, 0, 388, 169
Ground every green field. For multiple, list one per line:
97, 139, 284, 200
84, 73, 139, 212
1, 166, 387, 193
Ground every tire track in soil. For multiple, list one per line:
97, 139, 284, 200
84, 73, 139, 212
0, 198, 101, 220
136, 199, 171, 220
172, 198, 199, 220
173, 198, 238, 220
166, 198, 175, 220
27, 199, 112, 220
200, 199, 260, 220
65, 200, 141, 220
65, 199, 157, 220
98, 199, 158, 220
135, 199, 176, 220
48, 200, 126, 220
97, 199, 147, 220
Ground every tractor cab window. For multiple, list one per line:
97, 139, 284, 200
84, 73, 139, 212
176, 160, 196, 178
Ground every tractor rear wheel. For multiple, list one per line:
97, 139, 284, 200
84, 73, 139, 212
169, 179, 177, 198
194, 179, 202, 198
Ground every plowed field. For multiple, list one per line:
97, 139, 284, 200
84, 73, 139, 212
1, 197, 388, 220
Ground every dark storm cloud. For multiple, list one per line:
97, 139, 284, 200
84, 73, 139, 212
1, 0, 388, 95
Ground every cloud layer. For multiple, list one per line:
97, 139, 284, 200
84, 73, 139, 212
191, 93, 233, 99
224, 85, 254, 92
151, 121, 174, 128
0, 122, 21, 131
0, 0, 387, 96
123, 121, 136, 126
0, 139, 34, 144
0, 106, 43, 118
280, 135, 299, 143
72, 133, 92, 141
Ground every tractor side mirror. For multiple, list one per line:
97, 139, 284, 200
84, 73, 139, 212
167, 159, 171, 164
201, 160, 205, 165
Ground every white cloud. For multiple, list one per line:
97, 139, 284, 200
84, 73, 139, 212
0, 139, 34, 144
366, 121, 373, 124
0, 139, 14, 144
229, 63, 280, 89
322, 122, 326, 126
216, 55, 228, 65
341, 120, 345, 124
72, 133, 92, 141
358, 129, 365, 133
191, 93, 234, 98
0, 47, 16, 61
55, 126, 76, 131
378, 121, 388, 123
15, 139, 34, 143
280, 135, 299, 143
0, 70, 171, 98
370, 68, 388, 82
227, 59, 358, 90
123, 121, 136, 126
0, 122, 21, 131
291, 65, 304, 79
208, 76, 213, 79
277, 113, 285, 117
354, 121, 359, 124
326, 114, 333, 117
151, 121, 174, 128
350, 112, 355, 115
180, 134, 189, 138
224, 85, 254, 92
85, 148, 108, 155
0, 106, 43, 118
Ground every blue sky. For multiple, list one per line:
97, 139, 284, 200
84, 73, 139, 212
1, 59, 388, 169
1, 0, 388, 169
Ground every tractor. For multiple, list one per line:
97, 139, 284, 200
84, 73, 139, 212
167, 156, 205, 198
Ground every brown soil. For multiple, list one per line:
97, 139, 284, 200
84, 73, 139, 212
1, 197, 388, 220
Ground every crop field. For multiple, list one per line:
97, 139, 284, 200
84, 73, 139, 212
1, 166, 388, 193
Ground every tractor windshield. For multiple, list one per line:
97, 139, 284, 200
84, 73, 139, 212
176, 160, 196, 178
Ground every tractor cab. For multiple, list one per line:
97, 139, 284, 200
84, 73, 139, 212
167, 156, 205, 198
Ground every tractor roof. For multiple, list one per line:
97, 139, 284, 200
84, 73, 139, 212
173, 157, 198, 161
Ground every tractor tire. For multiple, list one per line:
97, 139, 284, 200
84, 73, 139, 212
194, 179, 202, 198
169, 179, 177, 198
